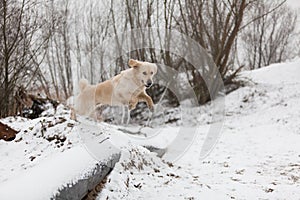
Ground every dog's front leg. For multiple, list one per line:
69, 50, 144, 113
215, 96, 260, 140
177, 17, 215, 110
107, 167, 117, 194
138, 93, 154, 112
128, 97, 138, 111
70, 107, 77, 121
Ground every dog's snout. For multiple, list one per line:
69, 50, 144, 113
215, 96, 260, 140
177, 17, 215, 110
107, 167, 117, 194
146, 80, 152, 87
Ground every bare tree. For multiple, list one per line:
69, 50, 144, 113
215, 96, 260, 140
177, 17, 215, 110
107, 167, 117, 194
173, 0, 250, 103
71, 1, 111, 84
0, 0, 49, 117
241, 0, 298, 69
43, 0, 72, 100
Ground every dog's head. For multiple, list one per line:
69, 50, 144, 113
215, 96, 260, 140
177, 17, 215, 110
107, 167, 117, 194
128, 59, 157, 88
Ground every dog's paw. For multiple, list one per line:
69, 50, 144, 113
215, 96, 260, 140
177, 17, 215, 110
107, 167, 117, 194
128, 103, 136, 111
149, 105, 155, 112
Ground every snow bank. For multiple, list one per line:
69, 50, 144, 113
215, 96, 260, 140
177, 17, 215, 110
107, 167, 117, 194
0, 146, 95, 199
241, 59, 300, 84
0, 106, 120, 200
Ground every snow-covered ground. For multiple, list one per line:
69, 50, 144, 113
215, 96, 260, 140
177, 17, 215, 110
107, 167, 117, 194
1, 59, 300, 199
97, 59, 300, 199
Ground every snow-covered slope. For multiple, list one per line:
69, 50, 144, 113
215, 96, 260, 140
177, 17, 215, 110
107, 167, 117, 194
0, 59, 300, 199
97, 59, 300, 199
243, 60, 300, 84
0, 106, 120, 199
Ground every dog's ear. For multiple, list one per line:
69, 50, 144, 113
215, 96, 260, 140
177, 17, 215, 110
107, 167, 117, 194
128, 59, 141, 68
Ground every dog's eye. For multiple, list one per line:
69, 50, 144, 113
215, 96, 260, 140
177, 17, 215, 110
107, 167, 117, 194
150, 71, 153, 75
143, 72, 147, 75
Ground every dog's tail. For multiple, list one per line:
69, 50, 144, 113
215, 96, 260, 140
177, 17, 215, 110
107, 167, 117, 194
79, 78, 89, 92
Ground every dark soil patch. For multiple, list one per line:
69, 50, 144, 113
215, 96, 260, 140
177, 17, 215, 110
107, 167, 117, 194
0, 121, 19, 141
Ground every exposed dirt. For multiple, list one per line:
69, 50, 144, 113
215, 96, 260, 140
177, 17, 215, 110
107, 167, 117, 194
0, 121, 18, 141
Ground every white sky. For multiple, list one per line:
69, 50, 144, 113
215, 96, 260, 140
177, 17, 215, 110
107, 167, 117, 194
286, 0, 300, 30
287, 0, 300, 8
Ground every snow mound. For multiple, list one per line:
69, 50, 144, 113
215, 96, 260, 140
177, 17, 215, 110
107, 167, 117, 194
241, 59, 300, 84
0, 105, 120, 199
97, 146, 220, 200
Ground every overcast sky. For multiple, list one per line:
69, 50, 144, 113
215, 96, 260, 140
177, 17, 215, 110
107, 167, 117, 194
287, 0, 300, 30
287, 0, 300, 8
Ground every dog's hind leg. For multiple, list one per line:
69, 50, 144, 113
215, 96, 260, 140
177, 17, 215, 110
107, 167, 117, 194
120, 106, 131, 124
121, 106, 125, 124
126, 106, 131, 124
70, 107, 77, 121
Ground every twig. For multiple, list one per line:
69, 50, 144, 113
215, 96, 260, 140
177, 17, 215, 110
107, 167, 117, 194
239, 0, 287, 31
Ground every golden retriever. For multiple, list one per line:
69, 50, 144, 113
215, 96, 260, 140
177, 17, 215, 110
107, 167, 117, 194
74, 59, 157, 119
